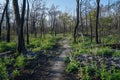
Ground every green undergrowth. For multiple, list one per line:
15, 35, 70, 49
0, 42, 16, 52
66, 60, 80, 73
66, 57, 120, 80
14, 54, 25, 68
0, 54, 25, 80
103, 35, 119, 44
64, 56, 70, 63
77, 61, 120, 80
28, 36, 61, 52
71, 36, 120, 58
0, 34, 63, 79
66, 35, 120, 80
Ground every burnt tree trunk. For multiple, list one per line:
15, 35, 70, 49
63, 22, 66, 36
95, 0, 100, 44
74, 0, 80, 43
12, 0, 26, 53
0, 0, 9, 41
80, 0, 83, 34
32, 20, 37, 38
26, 0, 29, 44
89, 13, 93, 42
6, 0, 11, 42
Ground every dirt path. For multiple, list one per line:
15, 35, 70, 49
48, 38, 72, 80
15, 37, 76, 80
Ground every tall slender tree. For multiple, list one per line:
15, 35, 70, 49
6, 0, 11, 42
89, 12, 93, 42
80, 0, 83, 34
0, 0, 9, 41
74, 0, 80, 43
26, 0, 29, 44
96, 0, 100, 44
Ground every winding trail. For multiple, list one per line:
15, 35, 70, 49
49, 38, 72, 80
15, 37, 76, 80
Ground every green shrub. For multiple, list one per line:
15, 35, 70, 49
14, 54, 25, 68
40, 38, 57, 50
66, 61, 80, 73
32, 47, 41, 52
103, 35, 118, 44
0, 42, 10, 52
72, 48, 91, 58
0, 42, 16, 52
78, 62, 115, 80
28, 37, 58, 51
28, 38, 41, 48
0, 59, 8, 80
64, 57, 70, 63
41, 41, 54, 50
96, 47, 114, 56
111, 71, 120, 80
113, 50, 120, 57
3, 56, 10, 65
84, 66, 90, 80
12, 69, 20, 77
7, 42, 16, 49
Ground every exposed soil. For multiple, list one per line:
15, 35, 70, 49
15, 38, 76, 80
76, 54, 120, 69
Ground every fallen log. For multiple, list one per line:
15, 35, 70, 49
0, 50, 15, 57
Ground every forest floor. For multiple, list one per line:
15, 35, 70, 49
15, 37, 77, 80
